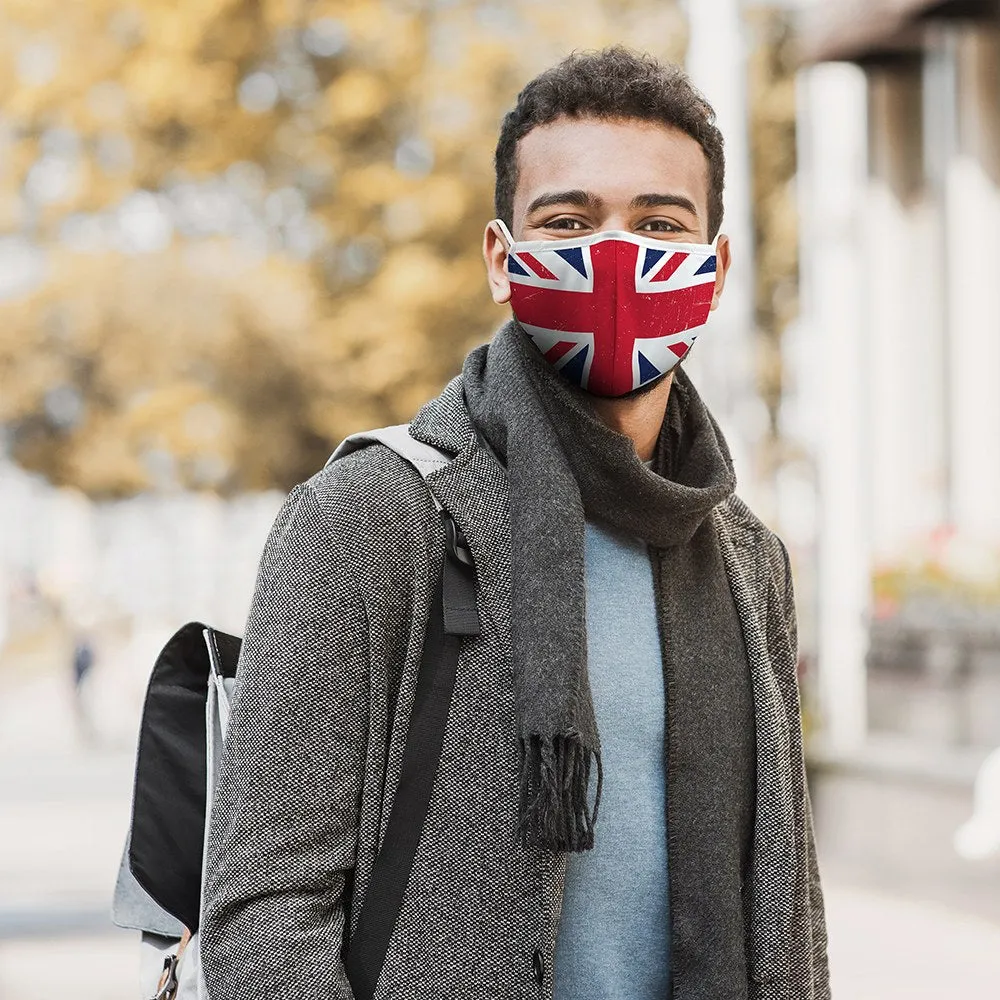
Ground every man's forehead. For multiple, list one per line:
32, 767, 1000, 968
513, 116, 709, 214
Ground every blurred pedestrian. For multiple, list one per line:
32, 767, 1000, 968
201, 47, 829, 1000
70, 632, 96, 745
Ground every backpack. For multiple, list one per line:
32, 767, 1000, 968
111, 426, 480, 1000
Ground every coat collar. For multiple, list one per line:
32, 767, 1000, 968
408, 375, 476, 460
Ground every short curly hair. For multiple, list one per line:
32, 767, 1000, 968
494, 47, 725, 240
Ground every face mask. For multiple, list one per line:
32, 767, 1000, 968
491, 219, 719, 397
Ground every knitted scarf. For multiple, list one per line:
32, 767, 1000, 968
462, 319, 739, 854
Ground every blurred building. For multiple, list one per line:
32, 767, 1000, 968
794, 0, 1000, 917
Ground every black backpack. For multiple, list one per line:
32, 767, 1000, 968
112, 426, 480, 1000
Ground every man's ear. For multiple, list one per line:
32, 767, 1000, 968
483, 222, 512, 305
709, 234, 731, 311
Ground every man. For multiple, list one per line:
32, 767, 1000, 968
202, 47, 830, 1000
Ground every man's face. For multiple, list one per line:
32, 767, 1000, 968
484, 115, 730, 310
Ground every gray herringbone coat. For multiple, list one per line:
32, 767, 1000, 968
200, 376, 830, 1000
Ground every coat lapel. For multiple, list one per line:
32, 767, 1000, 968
715, 503, 796, 993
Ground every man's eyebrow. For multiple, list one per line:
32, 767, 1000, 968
629, 193, 699, 217
525, 190, 602, 215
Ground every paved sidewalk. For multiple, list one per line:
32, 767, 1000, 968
826, 882, 1000, 999
0, 743, 137, 1000
0, 932, 137, 1000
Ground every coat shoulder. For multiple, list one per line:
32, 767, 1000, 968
288, 442, 442, 593
306, 441, 438, 526
716, 493, 781, 549
716, 493, 793, 597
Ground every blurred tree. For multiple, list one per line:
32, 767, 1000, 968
746, 6, 799, 482
0, 0, 686, 495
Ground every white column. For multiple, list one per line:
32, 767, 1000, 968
682, 0, 764, 512
945, 28, 1000, 547
796, 62, 870, 755
866, 68, 949, 562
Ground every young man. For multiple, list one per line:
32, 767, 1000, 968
201, 47, 830, 1000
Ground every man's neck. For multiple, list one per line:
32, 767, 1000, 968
588, 373, 674, 462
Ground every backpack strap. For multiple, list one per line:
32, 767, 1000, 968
328, 424, 480, 1000
327, 423, 450, 501
329, 424, 479, 636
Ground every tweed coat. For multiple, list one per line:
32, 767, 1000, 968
200, 374, 830, 1000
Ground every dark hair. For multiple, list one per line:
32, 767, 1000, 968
494, 47, 725, 240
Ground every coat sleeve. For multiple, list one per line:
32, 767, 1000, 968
200, 482, 368, 1000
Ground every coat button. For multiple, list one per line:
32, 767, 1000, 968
532, 948, 545, 986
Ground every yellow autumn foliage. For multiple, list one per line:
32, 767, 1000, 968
325, 69, 391, 127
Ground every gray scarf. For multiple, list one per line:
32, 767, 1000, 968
462, 319, 737, 854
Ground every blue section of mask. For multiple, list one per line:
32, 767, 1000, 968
560, 346, 589, 386
508, 255, 530, 277
555, 246, 588, 277
641, 248, 667, 277
637, 351, 662, 384
694, 255, 717, 275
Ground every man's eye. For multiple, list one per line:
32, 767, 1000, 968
639, 220, 682, 233
545, 217, 586, 230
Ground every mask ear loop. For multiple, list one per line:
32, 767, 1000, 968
489, 218, 515, 251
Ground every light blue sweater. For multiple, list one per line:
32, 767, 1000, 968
552, 521, 670, 1000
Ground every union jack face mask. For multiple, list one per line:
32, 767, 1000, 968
492, 219, 719, 398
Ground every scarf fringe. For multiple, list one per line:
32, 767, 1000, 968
517, 734, 603, 852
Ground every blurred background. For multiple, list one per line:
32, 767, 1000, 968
2, 0, 1000, 996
